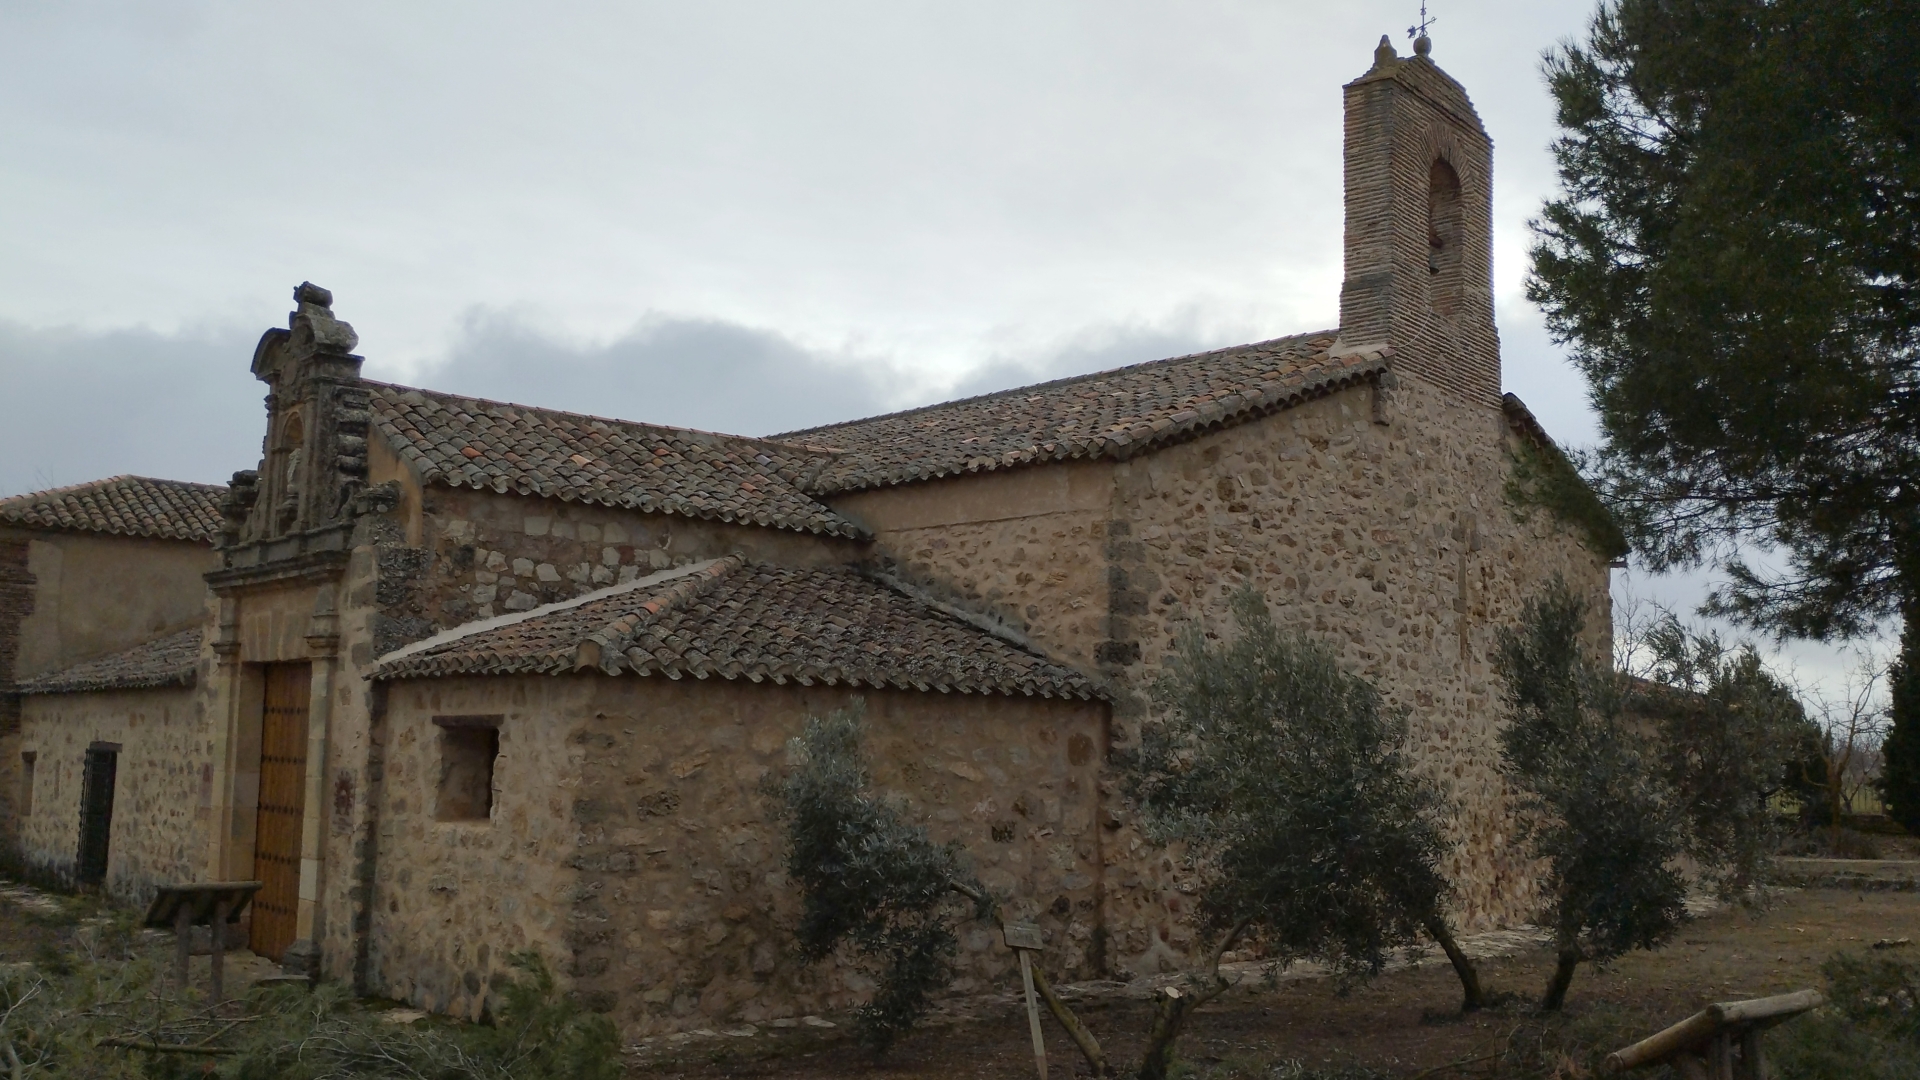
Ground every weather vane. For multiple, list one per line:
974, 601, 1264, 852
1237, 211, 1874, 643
1407, 0, 1436, 41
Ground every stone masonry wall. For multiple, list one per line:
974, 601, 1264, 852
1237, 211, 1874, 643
0, 538, 33, 839
368, 674, 1108, 1037
829, 461, 1115, 672
363, 676, 587, 1018
370, 477, 863, 659
1103, 372, 1609, 941
0, 537, 31, 740
15, 687, 210, 901
835, 372, 1611, 968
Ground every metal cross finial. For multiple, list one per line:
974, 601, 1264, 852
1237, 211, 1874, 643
1407, 1, 1436, 41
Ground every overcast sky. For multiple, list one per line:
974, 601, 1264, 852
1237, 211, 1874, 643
0, 1, 1881, 695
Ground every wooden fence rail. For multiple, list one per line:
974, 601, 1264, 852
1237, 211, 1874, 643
1606, 989, 1822, 1080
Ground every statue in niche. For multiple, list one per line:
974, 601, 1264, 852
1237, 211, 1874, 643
277, 412, 305, 532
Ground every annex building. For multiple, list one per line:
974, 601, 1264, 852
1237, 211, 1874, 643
0, 38, 1615, 1035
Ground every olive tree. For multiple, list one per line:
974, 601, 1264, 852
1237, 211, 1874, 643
767, 705, 985, 1053
1626, 613, 1812, 893
1129, 588, 1486, 1019
1495, 579, 1688, 1010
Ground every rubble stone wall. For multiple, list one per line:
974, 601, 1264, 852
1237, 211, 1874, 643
0, 539, 33, 836
1103, 371, 1609, 939
826, 371, 1610, 966
829, 461, 1115, 671
362, 675, 587, 1018
14, 687, 210, 902
364, 438, 863, 658
369, 673, 1107, 1037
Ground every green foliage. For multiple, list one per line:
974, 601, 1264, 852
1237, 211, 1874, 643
1627, 615, 1811, 895
1880, 628, 1920, 833
769, 705, 979, 1054
1527, 0, 1920, 639
1771, 952, 1920, 1079
1494, 579, 1687, 1007
1505, 436, 1629, 561
1132, 589, 1456, 984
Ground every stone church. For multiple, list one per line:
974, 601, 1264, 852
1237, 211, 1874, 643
0, 37, 1614, 1034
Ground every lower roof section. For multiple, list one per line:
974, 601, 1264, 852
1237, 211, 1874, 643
17, 627, 202, 695
374, 557, 1103, 701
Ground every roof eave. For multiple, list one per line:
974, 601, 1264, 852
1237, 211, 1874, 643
803, 357, 1391, 497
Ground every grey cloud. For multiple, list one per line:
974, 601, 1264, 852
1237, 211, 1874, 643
0, 311, 1230, 502
0, 320, 262, 498
410, 311, 908, 439
413, 310, 1234, 439
946, 322, 1235, 404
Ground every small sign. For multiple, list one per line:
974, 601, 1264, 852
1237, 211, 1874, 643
1003, 922, 1044, 951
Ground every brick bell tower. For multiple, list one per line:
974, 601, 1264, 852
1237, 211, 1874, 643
1338, 33, 1500, 407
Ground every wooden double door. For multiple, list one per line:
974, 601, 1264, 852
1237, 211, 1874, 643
251, 664, 310, 961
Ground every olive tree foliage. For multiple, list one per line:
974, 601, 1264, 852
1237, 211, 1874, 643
1623, 612, 1812, 895
768, 705, 985, 1054
1495, 580, 1688, 1011
1129, 588, 1485, 1016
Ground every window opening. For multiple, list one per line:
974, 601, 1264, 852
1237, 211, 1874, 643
1426, 158, 1464, 319
434, 716, 501, 822
19, 752, 34, 819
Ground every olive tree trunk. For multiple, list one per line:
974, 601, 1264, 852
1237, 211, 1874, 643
1423, 915, 1485, 1012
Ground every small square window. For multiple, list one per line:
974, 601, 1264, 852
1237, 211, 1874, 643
433, 717, 500, 822
19, 752, 34, 819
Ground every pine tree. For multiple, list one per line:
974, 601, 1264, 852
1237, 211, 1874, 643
1881, 622, 1920, 833
1528, 0, 1920, 642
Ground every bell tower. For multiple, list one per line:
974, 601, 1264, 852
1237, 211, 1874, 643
1337, 34, 1500, 406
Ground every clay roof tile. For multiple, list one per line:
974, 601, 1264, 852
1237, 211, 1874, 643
0, 476, 227, 542
769, 330, 1383, 493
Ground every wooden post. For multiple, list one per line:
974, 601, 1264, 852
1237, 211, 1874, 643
1018, 949, 1048, 1080
1004, 922, 1048, 1080
1707, 1032, 1733, 1080
1740, 1026, 1766, 1080
174, 902, 192, 991
210, 897, 229, 1005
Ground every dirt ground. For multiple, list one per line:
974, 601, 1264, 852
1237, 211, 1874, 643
628, 886, 1920, 1079
4, 878, 1915, 1078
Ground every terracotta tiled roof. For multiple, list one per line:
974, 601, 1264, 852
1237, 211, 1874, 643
367, 383, 864, 539
376, 557, 1100, 700
0, 476, 226, 542
773, 332, 1384, 494
17, 628, 202, 695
